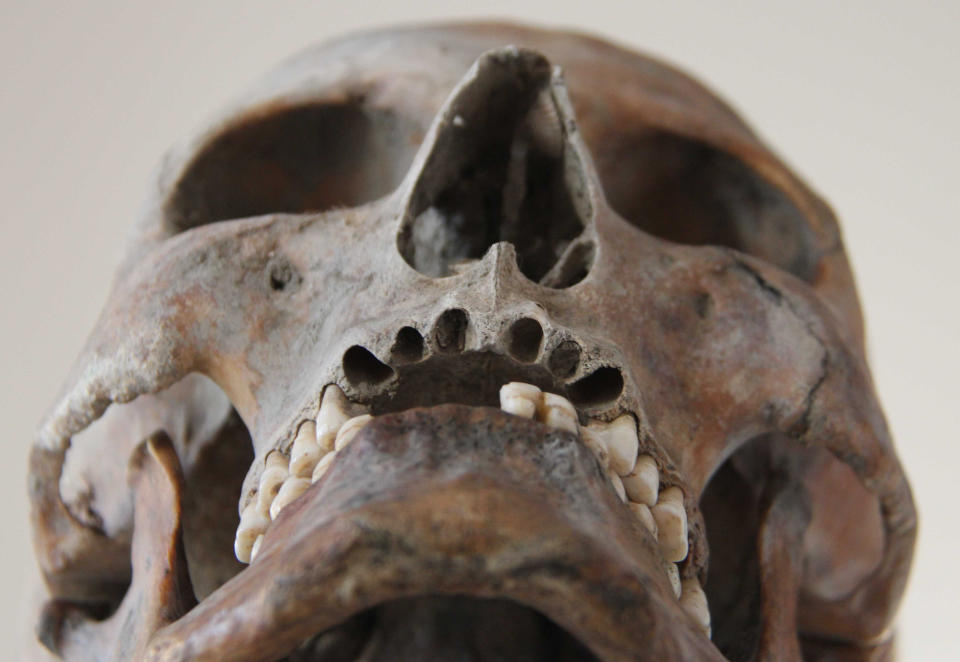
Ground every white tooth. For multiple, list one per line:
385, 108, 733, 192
256, 451, 289, 514
609, 471, 627, 502
628, 502, 658, 538
334, 414, 373, 451
539, 393, 579, 434
604, 415, 639, 476
500, 382, 541, 419
269, 476, 311, 520
311, 451, 336, 483
663, 559, 682, 599
580, 428, 610, 471
234, 500, 269, 563
622, 455, 659, 506
651, 486, 688, 562
316, 384, 351, 452
289, 421, 321, 478
250, 534, 265, 563
679, 578, 711, 636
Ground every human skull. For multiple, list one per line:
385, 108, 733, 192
27, 23, 915, 662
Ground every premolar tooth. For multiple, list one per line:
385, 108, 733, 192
234, 501, 269, 563
622, 455, 659, 506
250, 534, 264, 563
316, 384, 351, 452
599, 415, 637, 475
311, 451, 336, 483
256, 451, 289, 514
269, 476, 311, 520
628, 502, 658, 537
499, 382, 541, 419
334, 414, 373, 451
679, 578, 711, 636
539, 393, 579, 434
289, 421, 320, 478
609, 471, 627, 502
651, 486, 689, 562
663, 559, 681, 598
580, 428, 610, 471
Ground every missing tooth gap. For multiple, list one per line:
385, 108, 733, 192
507, 318, 544, 362
343, 346, 395, 386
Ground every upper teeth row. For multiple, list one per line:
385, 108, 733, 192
233, 382, 710, 638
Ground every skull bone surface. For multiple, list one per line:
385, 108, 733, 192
27, 22, 916, 662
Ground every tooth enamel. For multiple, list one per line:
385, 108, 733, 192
663, 559, 682, 598
651, 486, 689, 562
234, 501, 269, 563
580, 428, 610, 470
604, 415, 639, 476
622, 455, 659, 506
628, 502, 658, 537
539, 392, 579, 434
334, 414, 373, 451
316, 384, 351, 452
289, 421, 321, 477
250, 534, 264, 563
609, 471, 627, 501
256, 451, 289, 514
311, 451, 336, 483
679, 578, 711, 636
499, 382, 541, 419
269, 476, 311, 520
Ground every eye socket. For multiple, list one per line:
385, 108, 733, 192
165, 102, 422, 231
594, 131, 818, 282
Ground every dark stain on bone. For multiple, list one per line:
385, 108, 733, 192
547, 340, 581, 378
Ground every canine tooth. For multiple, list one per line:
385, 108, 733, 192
663, 559, 681, 598
234, 501, 269, 563
316, 384, 351, 452
334, 414, 373, 451
289, 421, 321, 477
580, 428, 610, 470
622, 455, 659, 506
679, 578, 711, 636
500, 382, 541, 419
604, 414, 639, 475
269, 476, 311, 520
651, 486, 688, 562
311, 451, 336, 483
628, 502, 658, 537
539, 393, 578, 434
256, 451, 289, 514
609, 471, 627, 501
250, 534, 264, 563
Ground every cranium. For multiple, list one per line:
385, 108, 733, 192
27, 23, 916, 662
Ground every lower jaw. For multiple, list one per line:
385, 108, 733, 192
146, 405, 719, 662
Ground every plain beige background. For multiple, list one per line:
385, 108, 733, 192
2, 0, 957, 658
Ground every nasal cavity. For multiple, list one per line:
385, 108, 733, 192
398, 50, 594, 288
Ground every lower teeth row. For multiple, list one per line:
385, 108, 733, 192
233, 382, 710, 637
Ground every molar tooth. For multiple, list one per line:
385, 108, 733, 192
234, 501, 269, 563
663, 559, 681, 599
580, 428, 610, 471
604, 414, 639, 476
539, 393, 579, 434
499, 382, 541, 419
250, 534, 264, 563
289, 421, 321, 478
628, 502, 658, 538
679, 578, 711, 636
269, 476, 311, 520
651, 486, 689, 562
622, 455, 659, 506
334, 414, 374, 451
256, 451, 289, 514
316, 384, 351, 452
609, 471, 627, 502
311, 451, 336, 483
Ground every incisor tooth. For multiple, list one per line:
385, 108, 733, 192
311, 451, 336, 483
628, 502, 658, 537
679, 578, 711, 636
256, 451, 289, 514
604, 415, 639, 476
499, 382, 541, 419
334, 414, 373, 451
580, 428, 610, 471
622, 455, 659, 506
316, 384, 351, 452
250, 534, 264, 563
234, 501, 269, 563
664, 559, 682, 598
651, 486, 688, 562
289, 421, 320, 478
539, 393, 578, 434
269, 476, 311, 520
609, 471, 627, 501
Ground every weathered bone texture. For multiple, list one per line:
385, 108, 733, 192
27, 22, 915, 662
